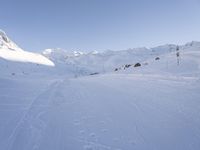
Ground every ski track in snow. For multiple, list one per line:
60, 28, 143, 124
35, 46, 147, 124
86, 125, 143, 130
0, 71, 200, 150
4, 80, 60, 150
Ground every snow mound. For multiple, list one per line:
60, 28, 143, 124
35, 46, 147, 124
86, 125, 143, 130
0, 30, 55, 66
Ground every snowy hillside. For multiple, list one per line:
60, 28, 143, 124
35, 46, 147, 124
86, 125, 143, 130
115, 41, 200, 77
0, 31, 200, 150
0, 30, 54, 67
41, 42, 200, 77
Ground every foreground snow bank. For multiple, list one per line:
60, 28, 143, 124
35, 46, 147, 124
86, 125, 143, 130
1, 73, 200, 150
0, 48, 55, 66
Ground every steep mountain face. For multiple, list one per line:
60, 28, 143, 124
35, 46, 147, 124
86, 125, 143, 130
0, 30, 54, 67
0, 30, 23, 51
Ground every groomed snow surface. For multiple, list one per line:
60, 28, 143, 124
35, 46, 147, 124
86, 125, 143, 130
0, 31, 200, 150
1, 73, 200, 150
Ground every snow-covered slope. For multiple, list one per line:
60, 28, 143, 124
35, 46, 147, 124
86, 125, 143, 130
0, 30, 54, 66
42, 42, 200, 76
1, 71, 200, 150
42, 46, 174, 74
116, 41, 200, 77
0, 31, 200, 150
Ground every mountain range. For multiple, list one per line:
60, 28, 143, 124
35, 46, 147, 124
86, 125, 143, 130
0, 30, 200, 150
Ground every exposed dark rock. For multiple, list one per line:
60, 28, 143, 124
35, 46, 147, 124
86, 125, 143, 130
125, 64, 132, 68
90, 72, 99, 75
155, 57, 160, 60
134, 63, 141, 67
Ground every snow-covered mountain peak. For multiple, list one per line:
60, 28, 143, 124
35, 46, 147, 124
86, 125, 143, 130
43, 48, 84, 56
88, 50, 99, 55
42, 48, 85, 63
42, 48, 54, 55
73, 51, 84, 56
0, 29, 23, 52
0, 30, 10, 43
184, 41, 200, 47
0, 30, 55, 66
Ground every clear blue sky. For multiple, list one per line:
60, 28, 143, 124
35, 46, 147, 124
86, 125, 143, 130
1, 0, 200, 52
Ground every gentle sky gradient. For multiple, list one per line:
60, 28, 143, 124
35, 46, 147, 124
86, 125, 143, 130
1, 0, 200, 52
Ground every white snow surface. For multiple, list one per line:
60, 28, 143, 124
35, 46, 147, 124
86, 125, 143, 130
0, 30, 54, 66
0, 31, 200, 150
